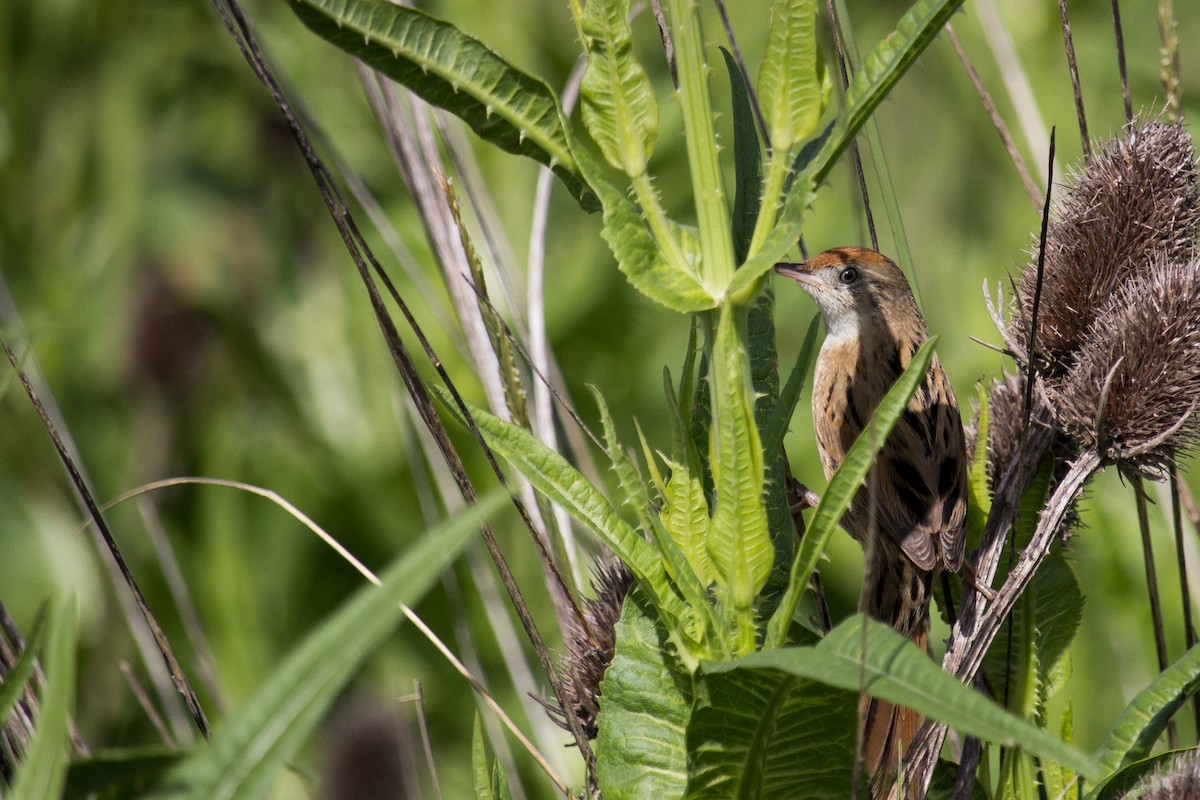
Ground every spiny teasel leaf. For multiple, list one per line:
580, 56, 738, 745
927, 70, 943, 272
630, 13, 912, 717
1056, 257, 1200, 475
1013, 120, 1200, 378
1126, 753, 1200, 800
547, 556, 633, 740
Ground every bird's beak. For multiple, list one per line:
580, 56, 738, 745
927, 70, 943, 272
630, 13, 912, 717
774, 261, 821, 289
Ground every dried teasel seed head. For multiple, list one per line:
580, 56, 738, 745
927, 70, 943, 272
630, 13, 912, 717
1124, 753, 1200, 800
1056, 257, 1200, 475
1014, 120, 1200, 377
547, 556, 633, 740
979, 373, 1081, 538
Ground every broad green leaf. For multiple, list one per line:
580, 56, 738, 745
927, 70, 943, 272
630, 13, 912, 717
580, 0, 658, 176
802, 0, 967, 186
433, 386, 691, 627
663, 370, 716, 587
748, 286, 796, 605
148, 492, 504, 800
10, 596, 77, 800
756, 0, 822, 151
576, 151, 717, 312
65, 749, 181, 800
287, 0, 598, 211
706, 306, 771, 616
686, 663, 856, 798
596, 589, 691, 799
0, 606, 45, 729
1091, 642, 1200, 774
982, 461, 1050, 708
719, 615, 1101, 778
766, 338, 938, 648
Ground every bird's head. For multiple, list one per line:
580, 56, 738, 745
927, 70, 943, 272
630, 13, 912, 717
774, 247, 921, 340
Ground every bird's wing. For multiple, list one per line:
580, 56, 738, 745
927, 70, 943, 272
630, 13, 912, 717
876, 370, 968, 572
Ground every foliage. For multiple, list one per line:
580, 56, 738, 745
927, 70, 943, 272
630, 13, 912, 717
1, 0, 1199, 798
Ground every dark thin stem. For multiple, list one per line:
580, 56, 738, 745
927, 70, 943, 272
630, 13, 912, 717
1023, 129, 1056, 431
207, 0, 596, 772
1056, 0, 1091, 156
712, 0, 769, 149
824, 0, 877, 250
1133, 474, 1178, 749
1108, 0, 1133, 123
2, 342, 211, 739
951, 729, 982, 800
947, 24, 1041, 209
1170, 466, 1200, 740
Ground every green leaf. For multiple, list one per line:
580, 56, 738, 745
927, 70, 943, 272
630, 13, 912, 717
589, 385, 710, 619
596, 588, 691, 799
65, 749, 181, 800
0, 605, 45, 729
10, 596, 77, 800
718, 615, 1102, 779
756, 0, 822, 151
686, 662, 856, 798
965, 383, 991, 552
580, 0, 658, 176
472, 714, 490, 800
1091, 642, 1200, 774
766, 337, 938, 648
433, 386, 692, 629
803, 0, 967, 186
727, 172, 816, 304
147, 491, 504, 800
748, 286, 796, 606
287, 0, 598, 211
761, 315, 819, 458
722, 47, 764, 266
706, 306, 771, 618
1083, 749, 1189, 800
576, 151, 717, 312
663, 369, 716, 587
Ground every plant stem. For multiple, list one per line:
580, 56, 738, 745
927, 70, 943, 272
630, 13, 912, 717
664, 0, 735, 293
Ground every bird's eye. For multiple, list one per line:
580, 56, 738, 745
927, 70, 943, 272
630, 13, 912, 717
838, 266, 859, 284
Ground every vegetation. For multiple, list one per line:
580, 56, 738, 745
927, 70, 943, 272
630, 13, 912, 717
0, 0, 1198, 797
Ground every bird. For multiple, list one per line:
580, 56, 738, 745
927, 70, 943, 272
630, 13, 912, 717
775, 246, 967, 799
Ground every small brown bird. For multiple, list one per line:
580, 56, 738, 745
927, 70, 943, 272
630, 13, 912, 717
775, 247, 967, 798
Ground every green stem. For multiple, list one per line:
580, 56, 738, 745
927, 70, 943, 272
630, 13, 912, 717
747, 148, 792, 257
631, 172, 690, 276
664, 0, 735, 294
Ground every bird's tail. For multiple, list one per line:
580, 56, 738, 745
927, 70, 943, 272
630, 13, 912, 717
859, 554, 933, 799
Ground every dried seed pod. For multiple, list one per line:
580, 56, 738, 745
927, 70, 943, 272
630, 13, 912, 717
979, 373, 1081, 538
1014, 120, 1200, 377
548, 557, 633, 739
1056, 257, 1200, 475
1124, 753, 1200, 800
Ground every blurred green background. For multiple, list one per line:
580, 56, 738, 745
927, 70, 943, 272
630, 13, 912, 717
0, 0, 1197, 796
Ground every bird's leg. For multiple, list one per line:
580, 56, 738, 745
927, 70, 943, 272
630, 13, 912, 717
785, 476, 821, 515
962, 559, 997, 602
